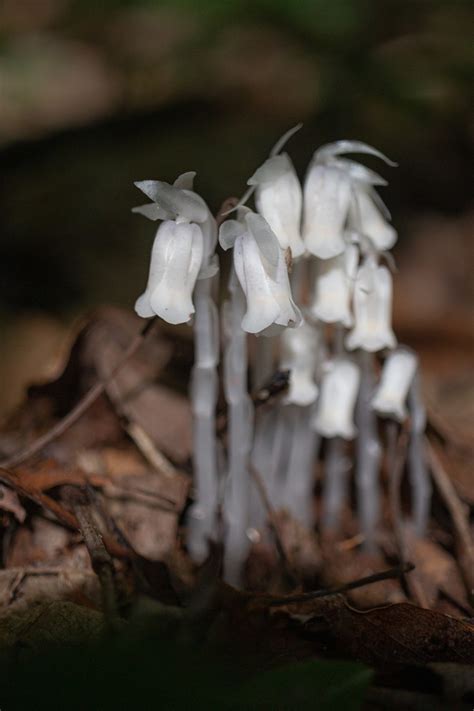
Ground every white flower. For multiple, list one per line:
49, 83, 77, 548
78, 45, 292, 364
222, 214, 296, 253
312, 358, 360, 439
249, 153, 304, 258
372, 348, 418, 421
135, 220, 204, 323
310, 244, 358, 326
345, 256, 396, 352
349, 183, 397, 252
303, 141, 396, 260
303, 163, 352, 259
133, 173, 218, 324
219, 211, 302, 335
280, 321, 322, 405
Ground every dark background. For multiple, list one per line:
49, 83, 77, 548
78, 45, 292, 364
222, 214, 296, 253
0, 0, 472, 414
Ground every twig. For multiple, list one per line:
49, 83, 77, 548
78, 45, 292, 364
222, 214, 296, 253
0, 318, 158, 469
267, 562, 415, 606
0, 466, 129, 559
249, 463, 297, 586
63, 485, 120, 627
125, 421, 178, 478
386, 422, 429, 608
426, 437, 474, 605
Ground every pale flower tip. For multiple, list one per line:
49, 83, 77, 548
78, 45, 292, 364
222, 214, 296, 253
371, 348, 418, 421
312, 358, 360, 440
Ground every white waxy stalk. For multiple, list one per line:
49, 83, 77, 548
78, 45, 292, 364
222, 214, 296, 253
187, 270, 220, 563
302, 164, 352, 259
321, 436, 351, 530
133, 173, 220, 562
345, 256, 396, 352
249, 408, 277, 533
222, 269, 254, 587
220, 211, 302, 336
355, 350, 382, 550
407, 372, 431, 536
312, 358, 360, 440
282, 404, 320, 527
310, 244, 359, 326
280, 321, 321, 406
350, 184, 397, 252
371, 348, 418, 421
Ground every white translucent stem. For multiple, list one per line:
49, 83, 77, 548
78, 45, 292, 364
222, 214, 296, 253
252, 336, 274, 391
282, 405, 320, 527
407, 374, 431, 536
322, 436, 349, 529
223, 270, 254, 586
355, 350, 382, 550
268, 405, 294, 510
187, 277, 220, 563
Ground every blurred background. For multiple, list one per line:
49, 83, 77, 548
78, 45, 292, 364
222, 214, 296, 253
0, 0, 472, 420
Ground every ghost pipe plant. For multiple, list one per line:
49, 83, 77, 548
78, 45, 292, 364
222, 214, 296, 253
131, 128, 433, 586
133, 173, 220, 563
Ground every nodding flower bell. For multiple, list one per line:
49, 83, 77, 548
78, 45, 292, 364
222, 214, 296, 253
219, 210, 302, 336
280, 321, 321, 406
303, 141, 396, 260
310, 243, 358, 326
312, 357, 360, 440
349, 183, 397, 252
133, 173, 217, 324
372, 348, 418, 421
249, 153, 304, 257
345, 255, 396, 352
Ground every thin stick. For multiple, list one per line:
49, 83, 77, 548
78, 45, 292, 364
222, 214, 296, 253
63, 485, 120, 627
0, 318, 158, 470
0, 467, 128, 559
426, 438, 474, 605
267, 562, 415, 606
249, 463, 296, 585
386, 422, 429, 608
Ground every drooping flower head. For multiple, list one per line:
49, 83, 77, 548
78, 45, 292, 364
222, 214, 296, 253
247, 125, 305, 258
310, 242, 359, 326
133, 173, 217, 324
345, 255, 396, 352
372, 348, 418, 421
312, 357, 361, 440
280, 320, 322, 406
219, 209, 302, 336
303, 141, 396, 259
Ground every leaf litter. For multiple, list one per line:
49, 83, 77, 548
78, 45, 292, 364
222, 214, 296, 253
0, 306, 472, 710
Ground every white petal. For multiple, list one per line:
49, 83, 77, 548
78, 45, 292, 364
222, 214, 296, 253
234, 233, 280, 334
245, 212, 280, 267
134, 180, 208, 223
173, 171, 196, 191
310, 245, 358, 326
252, 154, 305, 257
135, 220, 203, 324
328, 158, 387, 186
280, 321, 321, 405
219, 219, 246, 251
132, 203, 170, 221
303, 165, 352, 259
345, 257, 396, 352
372, 348, 418, 421
315, 140, 397, 167
312, 358, 360, 439
350, 185, 397, 251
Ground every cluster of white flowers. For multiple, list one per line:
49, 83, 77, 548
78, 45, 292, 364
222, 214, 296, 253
132, 128, 430, 584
